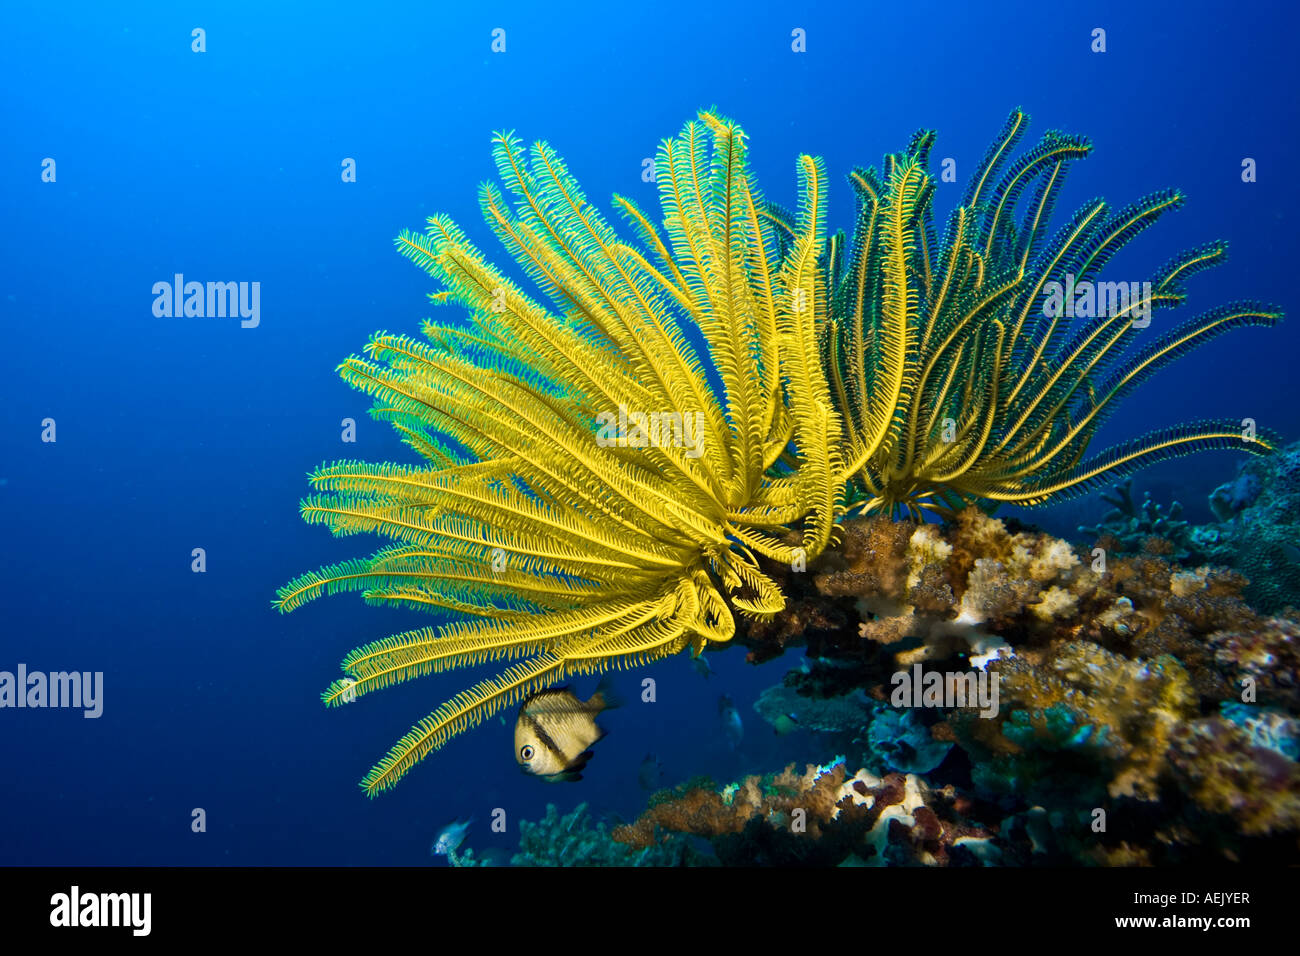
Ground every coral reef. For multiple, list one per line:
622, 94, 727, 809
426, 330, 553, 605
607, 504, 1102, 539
611, 758, 994, 866
732, 509, 1300, 863
279, 104, 1282, 797
1077, 442, 1300, 615
952, 643, 1196, 803
866, 705, 954, 774
1207, 616, 1300, 710
1202, 441, 1300, 613
797, 508, 1108, 666
479, 502, 1299, 867
1078, 479, 1197, 562
753, 682, 872, 734
508, 802, 706, 867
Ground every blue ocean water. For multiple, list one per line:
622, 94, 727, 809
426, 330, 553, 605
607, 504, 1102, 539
0, 0, 1295, 865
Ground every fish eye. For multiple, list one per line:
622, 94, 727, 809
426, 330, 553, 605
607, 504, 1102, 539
520, 745, 534, 761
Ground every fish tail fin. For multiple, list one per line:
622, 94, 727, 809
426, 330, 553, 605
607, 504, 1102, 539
592, 673, 624, 711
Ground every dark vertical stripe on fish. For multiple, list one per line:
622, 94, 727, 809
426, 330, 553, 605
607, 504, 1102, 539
522, 711, 570, 767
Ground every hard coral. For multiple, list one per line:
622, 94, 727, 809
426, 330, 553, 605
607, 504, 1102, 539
1166, 718, 1300, 838
1078, 479, 1197, 562
729, 505, 1300, 863
611, 760, 992, 866
961, 643, 1197, 802
753, 682, 873, 734
820, 510, 1104, 665
1207, 616, 1300, 710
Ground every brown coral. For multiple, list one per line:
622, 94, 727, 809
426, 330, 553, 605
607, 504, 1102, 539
952, 642, 1196, 801
1207, 616, 1300, 711
611, 762, 993, 866
1166, 717, 1300, 837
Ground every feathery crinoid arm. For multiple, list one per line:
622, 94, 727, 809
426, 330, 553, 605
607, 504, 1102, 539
353, 575, 708, 796
773, 151, 845, 557
615, 112, 846, 560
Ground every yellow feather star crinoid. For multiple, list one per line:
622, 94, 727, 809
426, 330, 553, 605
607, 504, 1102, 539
804, 108, 1283, 519
275, 112, 844, 795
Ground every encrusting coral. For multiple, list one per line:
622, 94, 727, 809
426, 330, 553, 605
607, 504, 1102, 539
1199, 440, 1300, 613
506, 802, 704, 867
611, 758, 995, 866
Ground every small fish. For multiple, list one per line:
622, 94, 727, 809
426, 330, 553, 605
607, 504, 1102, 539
638, 752, 664, 791
515, 676, 622, 782
431, 816, 473, 857
801, 655, 854, 673
691, 655, 714, 679
770, 713, 801, 736
475, 847, 513, 867
719, 694, 743, 750
1280, 542, 1300, 564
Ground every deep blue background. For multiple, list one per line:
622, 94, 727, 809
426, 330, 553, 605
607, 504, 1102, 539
1, 0, 1296, 864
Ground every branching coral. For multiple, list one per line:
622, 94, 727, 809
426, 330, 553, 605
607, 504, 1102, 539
811, 509, 1104, 665
1078, 479, 1196, 561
